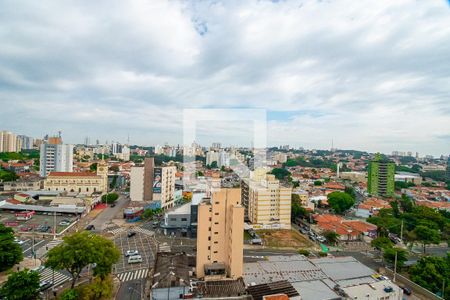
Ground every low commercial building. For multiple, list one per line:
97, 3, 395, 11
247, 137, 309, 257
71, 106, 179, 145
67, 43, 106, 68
395, 172, 422, 185
2, 179, 42, 191
244, 255, 403, 300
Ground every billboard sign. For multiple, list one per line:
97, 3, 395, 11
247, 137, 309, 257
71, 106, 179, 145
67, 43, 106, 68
153, 167, 162, 193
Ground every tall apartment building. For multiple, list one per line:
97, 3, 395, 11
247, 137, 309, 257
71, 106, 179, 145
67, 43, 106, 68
367, 153, 395, 197
0, 131, 18, 152
196, 188, 244, 279
111, 142, 130, 161
241, 168, 292, 229
130, 158, 176, 208
206, 151, 219, 166
39, 142, 74, 177
446, 155, 450, 182
17, 135, 34, 150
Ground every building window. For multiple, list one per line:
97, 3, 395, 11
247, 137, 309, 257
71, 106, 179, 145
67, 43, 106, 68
214, 232, 218, 235
181, 218, 187, 221
213, 251, 218, 254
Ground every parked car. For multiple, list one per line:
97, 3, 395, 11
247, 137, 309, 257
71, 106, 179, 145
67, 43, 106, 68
32, 265, 46, 273
85, 224, 95, 230
299, 228, 308, 234
38, 225, 50, 232
59, 221, 70, 226
19, 225, 33, 232
128, 255, 143, 264
125, 250, 139, 257
249, 238, 263, 245
127, 231, 136, 238
110, 203, 116, 208
14, 237, 25, 245
400, 286, 412, 295
39, 280, 52, 291
317, 236, 326, 243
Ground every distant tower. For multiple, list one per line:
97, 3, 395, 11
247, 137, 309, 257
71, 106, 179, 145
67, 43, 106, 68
96, 160, 109, 193
337, 162, 342, 178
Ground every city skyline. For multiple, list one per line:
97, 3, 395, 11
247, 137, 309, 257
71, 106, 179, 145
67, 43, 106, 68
1, 1, 449, 156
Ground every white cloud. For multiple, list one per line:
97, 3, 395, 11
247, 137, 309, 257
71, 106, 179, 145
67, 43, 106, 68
0, 0, 449, 155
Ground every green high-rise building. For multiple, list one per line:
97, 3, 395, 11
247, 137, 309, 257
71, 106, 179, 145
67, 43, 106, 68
368, 153, 395, 197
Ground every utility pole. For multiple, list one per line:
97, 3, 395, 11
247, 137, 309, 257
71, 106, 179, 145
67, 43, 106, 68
53, 211, 57, 240
400, 219, 404, 241
393, 250, 398, 283
443, 279, 446, 299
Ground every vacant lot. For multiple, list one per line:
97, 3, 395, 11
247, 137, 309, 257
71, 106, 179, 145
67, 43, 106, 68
258, 229, 315, 248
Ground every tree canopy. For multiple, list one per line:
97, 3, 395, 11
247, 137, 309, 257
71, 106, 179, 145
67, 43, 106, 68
0, 269, 40, 300
327, 191, 355, 214
0, 224, 23, 271
101, 193, 119, 204
270, 168, 291, 180
409, 254, 450, 299
46, 231, 120, 288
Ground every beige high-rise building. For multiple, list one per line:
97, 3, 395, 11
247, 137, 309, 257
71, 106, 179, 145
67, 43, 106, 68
0, 131, 18, 152
196, 188, 244, 280
242, 168, 292, 229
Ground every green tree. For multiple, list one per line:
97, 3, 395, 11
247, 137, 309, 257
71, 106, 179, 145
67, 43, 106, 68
409, 255, 450, 299
141, 208, 154, 220
323, 230, 340, 245
79, 276, 113, 300
46, 232, 120, 288
210, 161, 218, 169
314, 180, 323, 186
298, 249, 310, 256
327, 191, 355, 214
413, 225, 440, 253
101, 193, 119, 204
89, 163, 98, 172
344, 186, 356, 199
110, 165, 120, 173
383, 247, 407, 268
59, 289, 80, 300
270, 168, 291, 180
0, 224, 23, 271
371, 236, 393, 250
0, 269, 40, 300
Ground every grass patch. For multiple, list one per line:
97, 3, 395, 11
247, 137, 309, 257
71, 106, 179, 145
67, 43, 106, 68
258, 229, 314, 248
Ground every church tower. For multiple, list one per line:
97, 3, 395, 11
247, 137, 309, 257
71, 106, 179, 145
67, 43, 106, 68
96, 161, 109, 193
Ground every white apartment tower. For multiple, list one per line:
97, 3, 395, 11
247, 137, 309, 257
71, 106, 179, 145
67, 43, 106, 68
39, 143, 74, 177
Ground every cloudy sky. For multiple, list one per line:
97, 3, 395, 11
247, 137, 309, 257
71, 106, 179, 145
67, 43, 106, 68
1, 0, 449, 156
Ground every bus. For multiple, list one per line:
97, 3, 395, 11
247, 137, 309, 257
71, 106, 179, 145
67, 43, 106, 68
15, 211, 35, 221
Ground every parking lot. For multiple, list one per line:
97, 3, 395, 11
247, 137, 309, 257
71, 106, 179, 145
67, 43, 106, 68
112, 231, 156, 275
0, 211, 77, 234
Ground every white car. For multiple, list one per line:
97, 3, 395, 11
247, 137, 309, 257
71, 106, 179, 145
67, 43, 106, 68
59, 221, 71, 226
128, 255, 143, 264
14, 237, 25, 245
125, 250, 139, 257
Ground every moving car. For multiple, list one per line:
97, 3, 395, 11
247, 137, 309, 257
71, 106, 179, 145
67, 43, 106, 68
128, 255, 143, 264
125, 250, 139, 257
85, 224, 95, 230
39, 280, 52, 291
127, 231, 136, 238
110, 203, 116, 208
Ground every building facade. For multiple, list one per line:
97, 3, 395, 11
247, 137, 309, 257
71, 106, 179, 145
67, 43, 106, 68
196, 188, 244, 279
39, 143, 74, 177
17, 135, 34, 150
367, 153, 395, 197
242, 169, 292, 229
130, 158, 176, 208
0, 131, 19, 152
44, 162, 108, 193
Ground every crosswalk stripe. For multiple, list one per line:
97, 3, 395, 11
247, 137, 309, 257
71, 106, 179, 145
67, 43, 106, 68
39, 268, 71, 287
117, 269, 148, 282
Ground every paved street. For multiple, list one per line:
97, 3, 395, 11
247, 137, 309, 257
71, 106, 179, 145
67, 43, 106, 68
87, 194, 129, 231
112, 231, 155, 275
